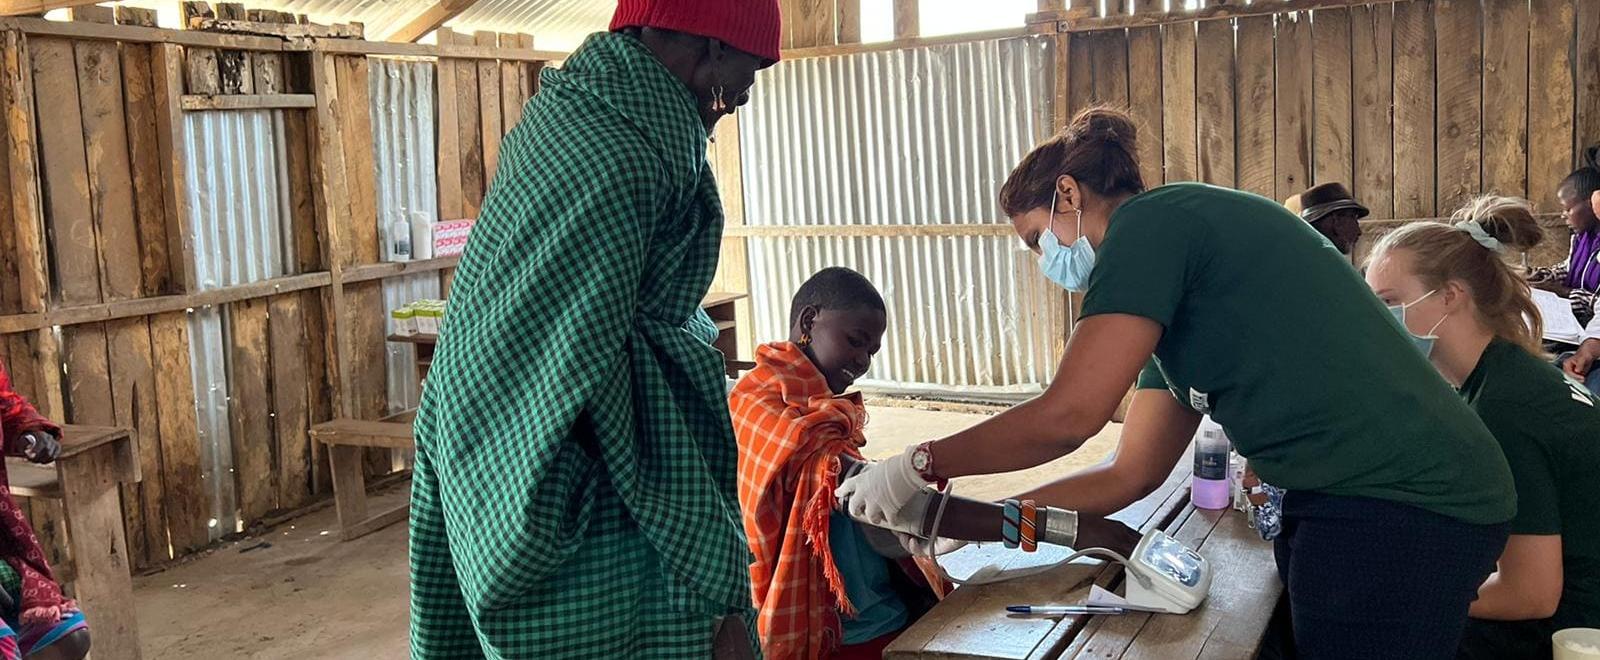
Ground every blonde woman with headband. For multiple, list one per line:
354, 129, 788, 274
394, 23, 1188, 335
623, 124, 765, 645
1366, 195, 1600, 659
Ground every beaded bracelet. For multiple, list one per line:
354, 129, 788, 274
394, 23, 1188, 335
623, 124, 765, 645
1020, 500, 1038, 552
1001, 499, 1021, 549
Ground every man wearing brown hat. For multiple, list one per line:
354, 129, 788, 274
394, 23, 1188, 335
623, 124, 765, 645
1284, 183, 1369, 257
408, 0, 779, 657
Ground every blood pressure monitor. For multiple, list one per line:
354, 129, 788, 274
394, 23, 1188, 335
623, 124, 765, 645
1121, 529, 1211, 614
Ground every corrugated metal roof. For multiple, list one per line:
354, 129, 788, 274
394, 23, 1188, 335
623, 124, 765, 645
111, 0, 609, 48
448, 0, 609, 51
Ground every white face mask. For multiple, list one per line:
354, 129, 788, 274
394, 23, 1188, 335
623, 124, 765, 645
1387, 289, 1448, 357
1038, 190, 1096, 292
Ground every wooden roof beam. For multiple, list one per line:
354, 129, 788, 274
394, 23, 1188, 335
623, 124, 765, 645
386, 0, 480, 43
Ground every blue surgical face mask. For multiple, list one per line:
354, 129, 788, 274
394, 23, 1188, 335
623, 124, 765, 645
1386, 289, 1448, 357
1038, 191, 1096, 291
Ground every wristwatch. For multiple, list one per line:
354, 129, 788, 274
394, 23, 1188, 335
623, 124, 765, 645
910, 441, 941, 485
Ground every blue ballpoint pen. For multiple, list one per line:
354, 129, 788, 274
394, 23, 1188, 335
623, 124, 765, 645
1007, 605, 1126, 615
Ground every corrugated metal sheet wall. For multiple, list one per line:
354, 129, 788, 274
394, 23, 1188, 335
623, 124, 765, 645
738, 36, 1060, 393
370, 58, 440, 415
183, 110, 294, 538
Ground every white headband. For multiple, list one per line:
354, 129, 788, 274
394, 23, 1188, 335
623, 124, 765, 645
1454, 220, 1505, 254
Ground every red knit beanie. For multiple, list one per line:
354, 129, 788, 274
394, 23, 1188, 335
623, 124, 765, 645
610, 0, 782, 66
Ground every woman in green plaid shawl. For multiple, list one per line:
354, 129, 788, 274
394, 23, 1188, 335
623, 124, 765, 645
408, 2, 780, 657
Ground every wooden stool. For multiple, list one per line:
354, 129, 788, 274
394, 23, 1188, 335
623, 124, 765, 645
308, 410, 415, 541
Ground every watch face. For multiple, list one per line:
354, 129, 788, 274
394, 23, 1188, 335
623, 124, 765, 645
912, 451, 930, 471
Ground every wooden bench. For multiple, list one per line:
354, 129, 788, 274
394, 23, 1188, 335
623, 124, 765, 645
886, 462, 1282, 660
308, 410, 415, 541
6, 425, 143, 660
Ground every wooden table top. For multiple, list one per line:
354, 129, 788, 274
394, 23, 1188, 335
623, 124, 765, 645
701, 291, 747, 308
56, 424, 132, 460
885, 463, 1281, 660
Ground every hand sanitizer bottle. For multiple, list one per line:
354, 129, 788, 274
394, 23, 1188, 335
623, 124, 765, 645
390, 219, 411, 262
1192, 417, 1232, 510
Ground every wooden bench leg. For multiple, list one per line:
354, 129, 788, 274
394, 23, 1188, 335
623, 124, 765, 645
59, 447, 141, 659
329, 445, 370, 540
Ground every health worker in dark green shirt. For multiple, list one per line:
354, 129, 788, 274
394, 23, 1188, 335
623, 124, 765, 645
1365, 195, 1600, 660
836, 108, 1515, 660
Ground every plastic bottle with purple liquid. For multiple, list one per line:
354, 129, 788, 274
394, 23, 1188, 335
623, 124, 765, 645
1192, 418, 1232, 510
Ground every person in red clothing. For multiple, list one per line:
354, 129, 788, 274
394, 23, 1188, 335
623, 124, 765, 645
0, 362, 88, 660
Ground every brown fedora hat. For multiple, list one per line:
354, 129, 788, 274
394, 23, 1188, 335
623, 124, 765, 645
1298, 182, 1369, 224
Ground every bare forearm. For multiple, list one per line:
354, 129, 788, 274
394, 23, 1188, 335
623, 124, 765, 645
1012, 389, 1196, 517
914, 492, 1138, 553
931, 397, 1094, 479
1015, 460, 1159, 517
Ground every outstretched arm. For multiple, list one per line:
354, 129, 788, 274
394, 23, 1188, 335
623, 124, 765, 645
1013, 388, 1200, 517
839, 454, 1140, 553
923, 314, 1160, 479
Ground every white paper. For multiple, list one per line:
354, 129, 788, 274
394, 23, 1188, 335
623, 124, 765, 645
1534, 288, 1585, 344
1085, 584, 1168, 613
933, 542, 1090, 584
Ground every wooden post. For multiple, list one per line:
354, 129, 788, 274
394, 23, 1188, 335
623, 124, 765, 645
710, 119, 753, 360
1529, 0, 1576, 214
1163, 22, 1197, 183
1274, 12, 1314, 201
1129, 25, 1164, 187
2, 30, 46, 314
1393, 0, 1436, 218
1480, 0, 1528, 199
1434, 0, 1483, 213
784, 0, 836, 48
837, 0, 861, 44
1312, 8, 1354, 188
499, 33, 524, 135
309, 51, 354, 421
893, 0, 918, 40
475, 32, 501, 185
1352, 5, 1394, 218
436, 28, 463, 221
151, 44, 196, 291
1196, 18, 1235, 187
1053, 30, 1073, 359
59, 442, 141, 659
1234, 15, 1275, 199
2, 28, 68, 567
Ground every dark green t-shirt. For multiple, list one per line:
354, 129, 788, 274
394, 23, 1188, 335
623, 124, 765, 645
1089, 183, 1514, 525
1461, 339, 1600, 627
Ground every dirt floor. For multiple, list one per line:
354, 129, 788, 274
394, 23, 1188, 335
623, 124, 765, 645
133, 405, 1120, 659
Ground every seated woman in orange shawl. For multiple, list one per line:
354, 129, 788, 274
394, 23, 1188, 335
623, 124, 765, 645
731, 267, 1138, 660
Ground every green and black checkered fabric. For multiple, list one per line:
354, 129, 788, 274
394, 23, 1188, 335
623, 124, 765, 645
409, 31, 754, 658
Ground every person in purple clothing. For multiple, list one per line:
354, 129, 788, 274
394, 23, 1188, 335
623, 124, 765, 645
1531, 145, 1600, 325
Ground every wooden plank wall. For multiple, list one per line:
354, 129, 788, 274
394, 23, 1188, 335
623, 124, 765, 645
1050, 0, 1595, 268
434, 28, 537, 296
0, 9, 550, 572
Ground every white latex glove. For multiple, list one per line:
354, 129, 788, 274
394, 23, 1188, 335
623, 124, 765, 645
896, 532, 967, 557
834, 447, 929, 528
